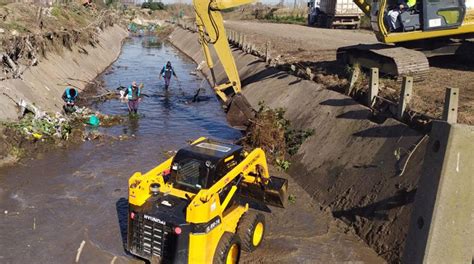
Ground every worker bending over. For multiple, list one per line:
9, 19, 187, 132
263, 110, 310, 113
387, 0, 416, 31
159, 61, 178, 89
122, 81, 143, 114
62, 87, 78, 114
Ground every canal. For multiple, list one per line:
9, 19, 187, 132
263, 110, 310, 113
0, 36, 240, 263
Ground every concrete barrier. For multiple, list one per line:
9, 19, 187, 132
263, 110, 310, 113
403, 121, 473, 263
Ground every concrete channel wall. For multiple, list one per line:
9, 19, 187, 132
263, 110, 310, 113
169, 27, 428, 262
0, 25, 128, 122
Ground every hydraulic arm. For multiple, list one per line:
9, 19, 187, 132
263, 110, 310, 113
193, 0, 255, 129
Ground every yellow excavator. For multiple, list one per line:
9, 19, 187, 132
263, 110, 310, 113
338, 0, 474, 77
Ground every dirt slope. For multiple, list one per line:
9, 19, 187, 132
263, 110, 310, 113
223, 20, 474, 124
170, 27, 427, 263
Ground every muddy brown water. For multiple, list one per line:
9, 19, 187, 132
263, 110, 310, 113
0, 36, 384, 264
0, 37, 240, 263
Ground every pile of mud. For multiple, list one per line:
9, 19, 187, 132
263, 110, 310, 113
170, 27, 427, 263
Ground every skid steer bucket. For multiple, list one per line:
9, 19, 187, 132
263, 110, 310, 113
226, 94, 255, 130
239, 176, 288, 209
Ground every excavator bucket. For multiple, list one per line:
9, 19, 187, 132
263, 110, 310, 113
226, 94, 255, 130
239, 176, 289, 209
263, 176, 288, 208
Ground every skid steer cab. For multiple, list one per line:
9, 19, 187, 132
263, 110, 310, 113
127, 137, 288, 263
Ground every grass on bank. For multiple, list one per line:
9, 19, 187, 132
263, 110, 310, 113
244, 102, 314, 171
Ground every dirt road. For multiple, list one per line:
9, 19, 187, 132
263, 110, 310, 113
224, 21, 474, 125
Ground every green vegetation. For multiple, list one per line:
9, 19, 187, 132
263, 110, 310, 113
222, 7, 238, 13
276, 158, 291, 171
264, 14, 306, 25
51, 6, 61, 17
4, 21, 28, 33
288, 194, 297, 204
245, 102, 314, 171
141, 0, 165, 11
4, 113, 75, 141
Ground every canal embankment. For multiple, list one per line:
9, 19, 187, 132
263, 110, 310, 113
169, 26, 427, 263
0, 6, 128, 166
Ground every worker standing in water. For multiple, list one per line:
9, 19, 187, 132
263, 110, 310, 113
121, 81, 143, 114
159, 61, 178, 89
62, 87, 79, 114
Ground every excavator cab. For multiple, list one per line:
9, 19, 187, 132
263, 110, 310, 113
341, 0, 472, 77
370, 0, 468, 41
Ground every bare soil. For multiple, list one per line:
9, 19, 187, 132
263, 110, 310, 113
224, 20, 474, 125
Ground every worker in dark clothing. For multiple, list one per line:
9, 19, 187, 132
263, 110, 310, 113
62, 87, 78, 114
122, 81, 142, 114
159, 61, 178, 89
387, 0, 416, 31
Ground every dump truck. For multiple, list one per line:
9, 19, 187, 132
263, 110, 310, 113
127, 138, 288, 263
308, 0, 364, 28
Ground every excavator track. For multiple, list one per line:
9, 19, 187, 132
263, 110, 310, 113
337, 44, 430, 80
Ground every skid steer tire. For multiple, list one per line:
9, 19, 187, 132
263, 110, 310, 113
213, 232, 241, 264
237, 211, 266, 252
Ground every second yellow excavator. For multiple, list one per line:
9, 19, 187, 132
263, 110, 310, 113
338, 0, 474, 77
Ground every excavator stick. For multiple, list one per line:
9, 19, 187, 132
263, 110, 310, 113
226, 93, 255, 129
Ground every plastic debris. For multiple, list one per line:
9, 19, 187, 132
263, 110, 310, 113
87, 115, 100, 126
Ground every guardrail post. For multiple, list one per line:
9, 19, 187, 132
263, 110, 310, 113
368, 68, 379, 107
442, 87, 459, 124
397, 76, 413, 119
346, 65, 360, 96
265, 41, 271, 63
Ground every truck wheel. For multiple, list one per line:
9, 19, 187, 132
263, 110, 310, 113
213, 232, 241, 264
237, 211, 265, 252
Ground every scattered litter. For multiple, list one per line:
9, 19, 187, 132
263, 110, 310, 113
4, 210, 7, 215
5, 106, 123, 143
75, 240, 86, 263
87, 115, 100, 127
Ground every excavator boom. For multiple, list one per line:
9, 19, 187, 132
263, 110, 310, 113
193, 0, 256, 129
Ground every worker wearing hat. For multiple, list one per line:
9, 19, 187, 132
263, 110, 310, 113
159, 61, 178, 89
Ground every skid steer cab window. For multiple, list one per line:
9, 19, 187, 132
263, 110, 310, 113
171, 158, 211, 193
